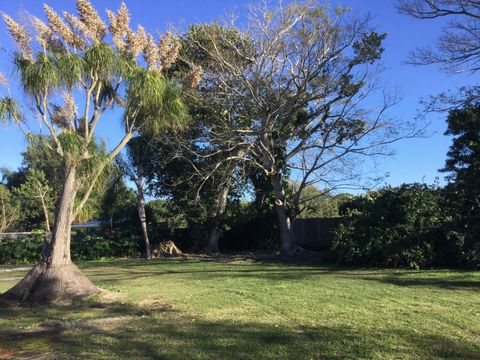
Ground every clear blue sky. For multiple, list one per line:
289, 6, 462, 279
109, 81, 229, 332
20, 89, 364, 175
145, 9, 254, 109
0, 0, 476, 188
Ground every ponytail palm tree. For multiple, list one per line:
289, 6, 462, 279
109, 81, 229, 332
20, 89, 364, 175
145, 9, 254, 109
1, 0, 191, 303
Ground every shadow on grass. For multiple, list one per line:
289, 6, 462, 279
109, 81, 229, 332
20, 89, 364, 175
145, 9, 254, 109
359, 276, 480, 291
77, 252, 329, 269
86, 268, 338, 284
4, 258, 479, 294
0, 299, 479, 360
77, 258, 480, 291
75, 258, 336, 283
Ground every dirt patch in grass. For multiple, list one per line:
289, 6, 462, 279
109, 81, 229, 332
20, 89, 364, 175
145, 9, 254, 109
0, 345, 17, 360
138, 298, 174, 312
0, 351, 54, 360
97, 289, 125, 302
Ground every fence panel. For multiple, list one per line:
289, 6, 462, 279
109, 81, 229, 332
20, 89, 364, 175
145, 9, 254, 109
293, 218, 341, 251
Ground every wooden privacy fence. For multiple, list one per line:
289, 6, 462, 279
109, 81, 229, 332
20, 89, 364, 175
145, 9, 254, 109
2, 219, 342, 251
292, 218, 342, 251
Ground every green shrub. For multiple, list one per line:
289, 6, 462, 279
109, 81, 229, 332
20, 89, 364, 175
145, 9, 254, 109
0, 230, 45, 264
110, 234, 140, 257
71, 235, 112, 260
71, 230, 140, 260
331, 184, 445, 269
0, 228, 141, 264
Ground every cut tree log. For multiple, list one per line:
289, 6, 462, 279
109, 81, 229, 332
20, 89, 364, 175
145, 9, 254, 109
151, 240, 184, 258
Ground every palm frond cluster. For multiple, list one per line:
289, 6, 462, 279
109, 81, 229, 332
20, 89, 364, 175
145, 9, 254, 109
1, 0, 196, 217
1, 0, 192, 145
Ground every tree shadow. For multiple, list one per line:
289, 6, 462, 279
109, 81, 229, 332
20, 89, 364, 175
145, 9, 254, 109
359, 275, 480, 291
83, 267, 348, 285
0, 299, 479, 359
74, 258, 337, 283
75, 258, 480, 286
4, 258, 479, 293
77, 252, 330, 269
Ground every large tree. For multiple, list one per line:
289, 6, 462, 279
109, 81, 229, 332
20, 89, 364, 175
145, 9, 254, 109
0, 0, 190, 303
139, 125, 242, 252
13, 168, 53, 232
398, 1, 480, 266
0, 184, 19, 233
147, 24, 253, 253
398, 0, 480, 73
441, 106, 480, 265
398, 0, 480, 107
117, 137, 153, 258
185, 3, 417, 254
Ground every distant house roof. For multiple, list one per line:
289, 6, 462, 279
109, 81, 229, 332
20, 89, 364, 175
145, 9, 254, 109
71, 220, 102, 229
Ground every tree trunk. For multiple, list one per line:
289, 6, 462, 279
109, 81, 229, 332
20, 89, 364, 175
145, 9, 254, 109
135, 178, 151, 258
206, 183, 230, 253
0, 194, 6, 233
1, 165, 100, 304
40, 194, 51, 233
271, 173, 296, 255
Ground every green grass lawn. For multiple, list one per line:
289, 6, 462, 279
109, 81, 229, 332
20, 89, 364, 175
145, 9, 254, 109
0, 257, 479, 359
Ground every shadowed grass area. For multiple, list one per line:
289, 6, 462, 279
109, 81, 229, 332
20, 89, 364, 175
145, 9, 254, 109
0, 258, 479, 359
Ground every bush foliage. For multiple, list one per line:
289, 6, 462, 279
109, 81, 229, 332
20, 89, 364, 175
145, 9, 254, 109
0, 229, 140, 264
331, 184, 478, 269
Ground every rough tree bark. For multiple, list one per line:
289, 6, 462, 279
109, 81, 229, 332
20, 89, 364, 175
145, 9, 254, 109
1, 165, 100, 303
135, 178, 151, 258
39, 193, 51, 233
0, 193, 6, 233
206, 183, 230, 253
271, 173, 296, 255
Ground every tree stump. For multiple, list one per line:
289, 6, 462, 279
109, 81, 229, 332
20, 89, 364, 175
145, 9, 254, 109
151, 240, 183, 258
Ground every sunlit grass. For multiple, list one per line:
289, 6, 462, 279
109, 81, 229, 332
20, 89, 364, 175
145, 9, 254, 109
1, 258, 479, 359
